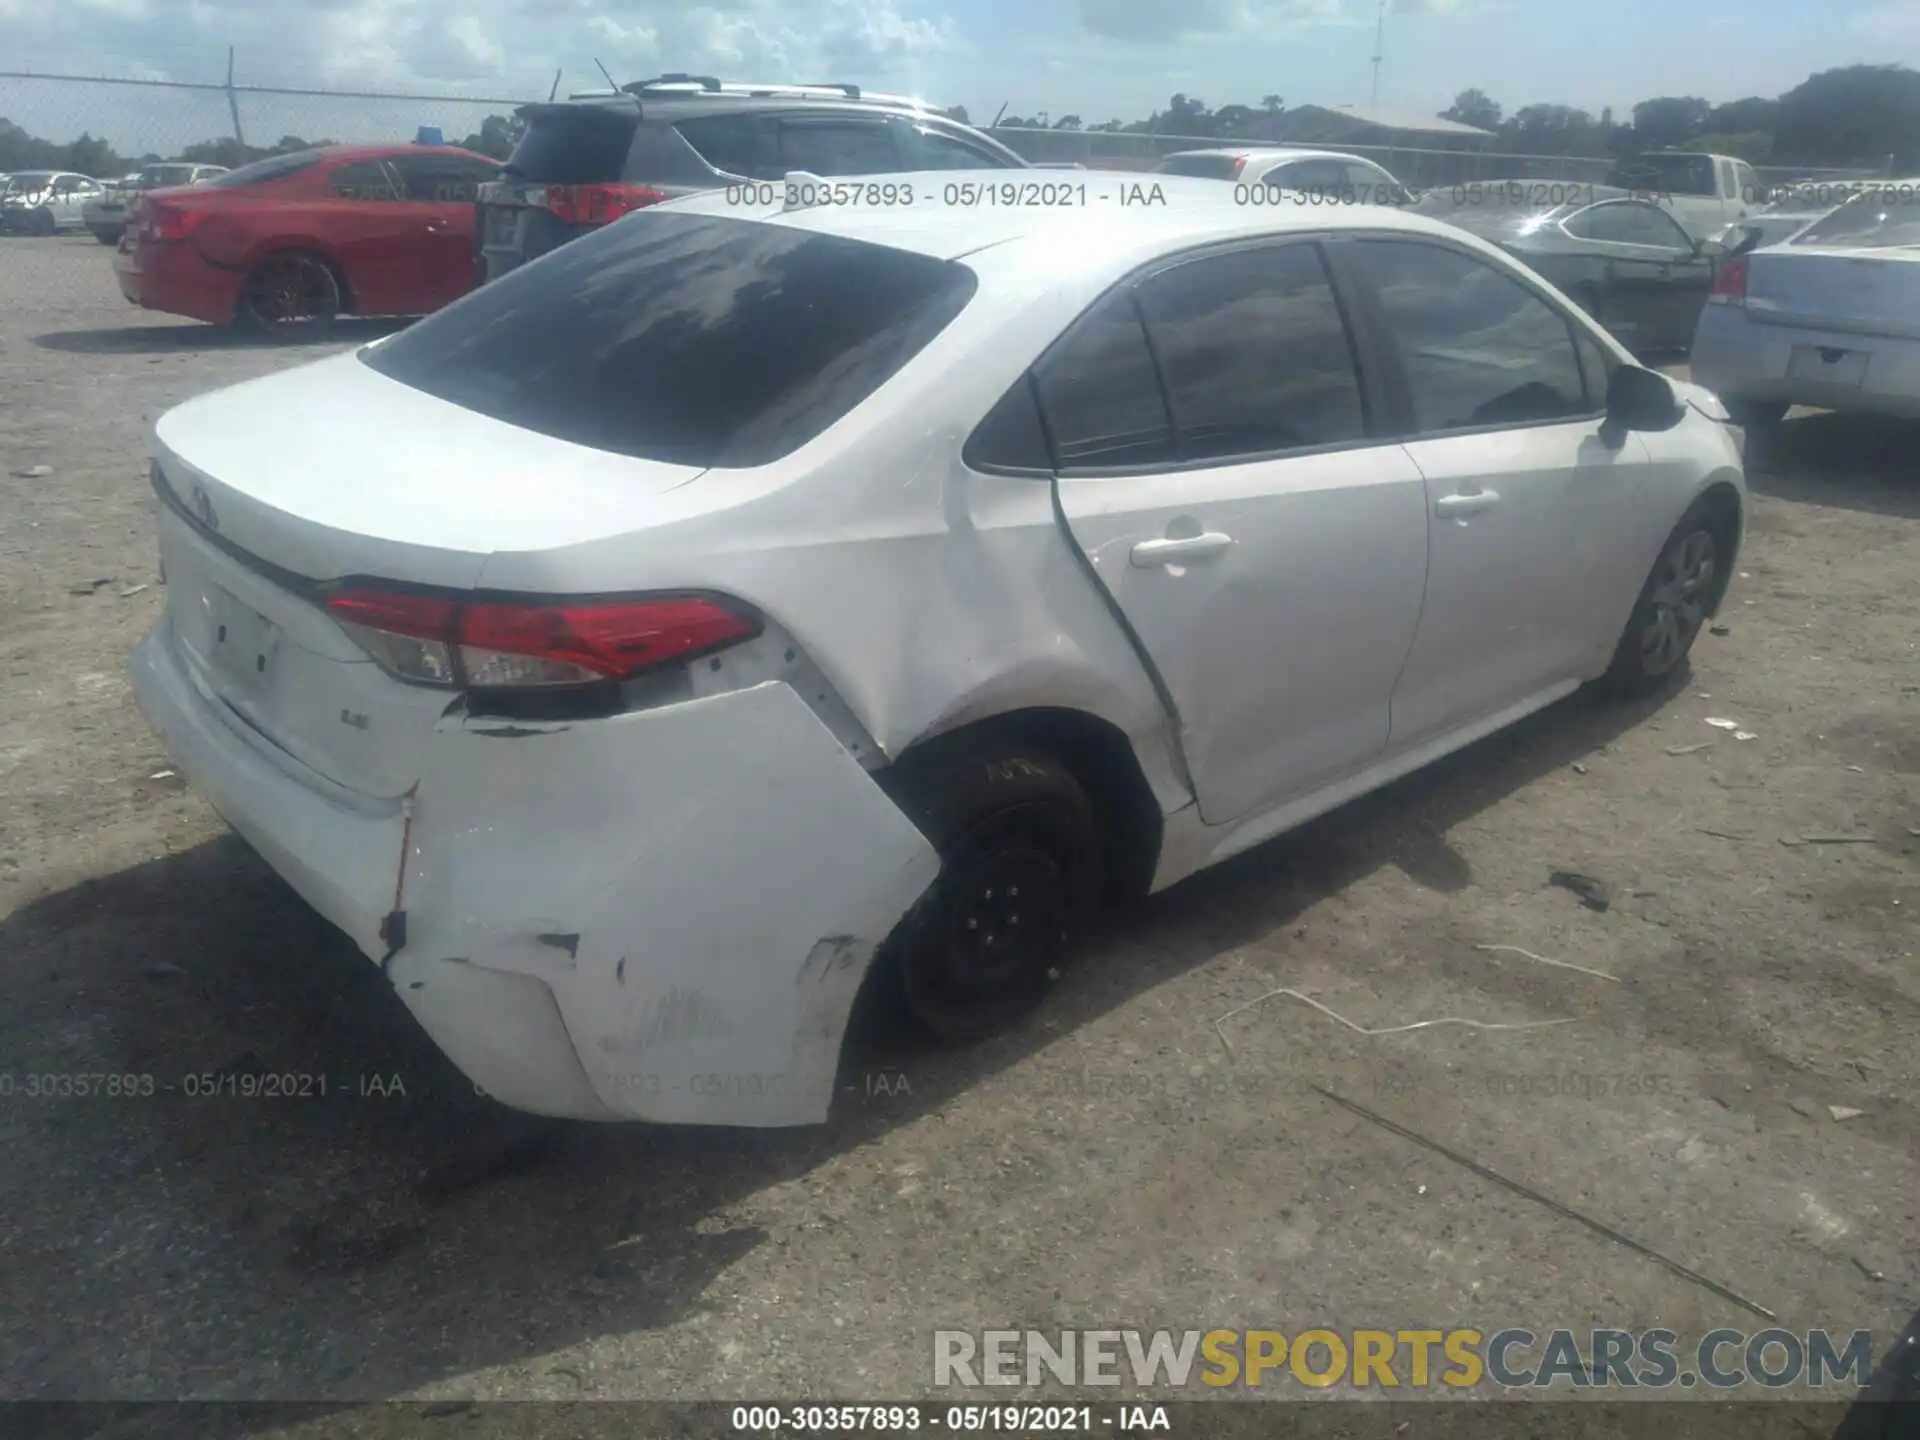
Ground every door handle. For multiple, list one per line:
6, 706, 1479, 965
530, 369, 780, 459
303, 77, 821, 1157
1434, 489, 1501, 518
1130, 533, 1235, 568
425, 219, 447, 232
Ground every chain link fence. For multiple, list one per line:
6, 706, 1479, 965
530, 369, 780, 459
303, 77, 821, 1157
1, 71, 535, 176
1, 69, 1893, 196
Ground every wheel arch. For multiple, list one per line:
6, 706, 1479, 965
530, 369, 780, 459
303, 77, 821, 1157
875, 705, 1167, 903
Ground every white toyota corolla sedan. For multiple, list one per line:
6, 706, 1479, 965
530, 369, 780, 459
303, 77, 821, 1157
129, 172, 1747, 1126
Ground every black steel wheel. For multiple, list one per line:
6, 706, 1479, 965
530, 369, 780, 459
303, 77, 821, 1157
237, 251, 342, 337
877, 747, 1101, 1042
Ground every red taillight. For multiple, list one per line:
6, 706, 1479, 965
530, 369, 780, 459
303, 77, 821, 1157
142, 202, 200, 242
543, 182, 668, 225
1710, 254, 1750, 305
1230, 155, 1248, 179
322, 589, 760, 689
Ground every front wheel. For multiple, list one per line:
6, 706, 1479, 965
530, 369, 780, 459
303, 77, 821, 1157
874, 746, 1101, 1042
1602, 506, 1730, 696
29, 207, 57, 237
236, 251, 342, 338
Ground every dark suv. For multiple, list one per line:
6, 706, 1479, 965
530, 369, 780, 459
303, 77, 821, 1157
475, 74, 1031, 282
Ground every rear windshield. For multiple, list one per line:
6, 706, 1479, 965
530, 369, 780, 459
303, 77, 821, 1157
204, 152, 322, 188
362, 211, 978, 468
1606, 153, 1716, 197
1155, 154, 1241, 180
502, 109, 639, 183
4, 172, 56, 192
1410, 192, 1570, 240
1791, 189, 1920, 248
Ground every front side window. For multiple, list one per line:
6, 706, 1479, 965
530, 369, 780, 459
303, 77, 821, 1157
778, 119, 900, 175
906, 127, 1007, 170
1033, 292, 1176, 469
1134, 243, 1366, 461
1347, 240, 1592, 433
362, 212, 977, 469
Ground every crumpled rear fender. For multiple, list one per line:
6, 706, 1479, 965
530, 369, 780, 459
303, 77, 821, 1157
403, 681, 940, 1125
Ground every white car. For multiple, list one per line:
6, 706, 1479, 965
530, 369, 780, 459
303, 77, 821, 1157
0, 171, 106, 235
1155, 147, 1412, 205
129, 173, 1746, 1127
1692, 182, 1920, 425
83, 162, 228, 244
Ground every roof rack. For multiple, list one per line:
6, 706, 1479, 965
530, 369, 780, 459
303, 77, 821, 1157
614, 75, 930, 110
621, 73, 723, 94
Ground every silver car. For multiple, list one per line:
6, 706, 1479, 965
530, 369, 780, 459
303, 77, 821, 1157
82, 163, 228, 244
0, 171, 107, 235
1692, 181, 1920, 426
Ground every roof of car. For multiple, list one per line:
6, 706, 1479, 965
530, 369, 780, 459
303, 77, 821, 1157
525, 89, 945, 121
659, 168, 1490, 268
1161, 146, 1384, 164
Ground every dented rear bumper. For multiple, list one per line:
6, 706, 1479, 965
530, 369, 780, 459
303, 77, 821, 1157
131, 619, 941, 1125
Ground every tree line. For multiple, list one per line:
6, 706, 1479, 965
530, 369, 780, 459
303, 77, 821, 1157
5, 63, 1917, 177
975, 64, 1920, 171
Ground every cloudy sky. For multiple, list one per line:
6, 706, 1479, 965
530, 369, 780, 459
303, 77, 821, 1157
3, 0, 1919, 153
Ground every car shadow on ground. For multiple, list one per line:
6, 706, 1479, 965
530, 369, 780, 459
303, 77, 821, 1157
1745, 413, 1920, 520
31, 318, 409, 356
0, 676, 1718, 1422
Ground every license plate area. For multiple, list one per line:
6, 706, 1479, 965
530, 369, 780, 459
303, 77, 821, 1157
1787, 343, 1868, 387
482, 205, 524, 248
205, 584, 282, 695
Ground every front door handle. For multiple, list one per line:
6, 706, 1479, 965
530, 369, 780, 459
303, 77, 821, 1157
1434, 489, 1501, 519
1130, 533, 1235, 568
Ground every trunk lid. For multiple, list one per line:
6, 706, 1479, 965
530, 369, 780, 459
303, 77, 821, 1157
1745, 246, 1920, 340
151, 351, 708, 797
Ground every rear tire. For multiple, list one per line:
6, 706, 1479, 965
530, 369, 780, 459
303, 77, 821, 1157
236, 250, 342, 338
873, 746, 1101, 1042
1602, 501, 1733, 697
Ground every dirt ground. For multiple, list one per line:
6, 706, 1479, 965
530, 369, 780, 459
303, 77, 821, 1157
0, 235, 1915, 1425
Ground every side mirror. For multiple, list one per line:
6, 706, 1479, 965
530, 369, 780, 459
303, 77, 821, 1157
1599, 364, 1685, 449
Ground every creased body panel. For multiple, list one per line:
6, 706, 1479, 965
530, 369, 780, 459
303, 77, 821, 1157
406, 682, 941, 1125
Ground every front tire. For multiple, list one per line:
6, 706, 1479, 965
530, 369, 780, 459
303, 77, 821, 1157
1602, 504, 1731, 696
874, 746, 1101, 1042
236, 251, 342, 338
29, 207, 57, 237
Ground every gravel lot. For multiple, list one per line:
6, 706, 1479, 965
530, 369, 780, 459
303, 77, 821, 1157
1, 235, 1915, 1426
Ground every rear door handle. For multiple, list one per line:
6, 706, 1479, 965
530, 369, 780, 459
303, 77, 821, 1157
1130, 533, 1235, 568
1434, 489, 1500, 518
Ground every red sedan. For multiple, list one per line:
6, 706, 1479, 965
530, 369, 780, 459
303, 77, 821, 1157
113, 144, 501, 334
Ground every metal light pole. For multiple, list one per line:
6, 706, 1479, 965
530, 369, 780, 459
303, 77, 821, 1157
1369, 0, 1387, 108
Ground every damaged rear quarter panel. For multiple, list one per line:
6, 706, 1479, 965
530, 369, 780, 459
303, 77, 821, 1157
406, 681, 940, 1125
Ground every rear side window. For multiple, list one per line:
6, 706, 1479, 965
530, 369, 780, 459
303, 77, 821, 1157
387, 153, 499, 202
1033, 293, 1175, 469
329, 162, 402, 201
204, 151, 321, 188
361, 212, 977, 469
1155, 154, 1241, 180
778, 119, 900, 174
1347, 240, 1591, 432
675, 114, 781, 179
1135, 243, 1366, 461
906, 126, 1011, 170
504, 110, 639, 183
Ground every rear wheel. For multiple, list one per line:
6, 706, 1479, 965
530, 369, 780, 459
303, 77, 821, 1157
1602, 503, 1731, 696
237, 251, 342, 338
874, 747, 1101, 1042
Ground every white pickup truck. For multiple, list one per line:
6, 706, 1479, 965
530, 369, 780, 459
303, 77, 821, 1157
1605, 151, 1763, 241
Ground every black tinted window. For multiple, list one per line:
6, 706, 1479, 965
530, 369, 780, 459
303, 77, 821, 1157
204, 152, 320, 188
778, 120, 899, 174
1349, 240, 1590, 431
386, 153, 497, 202
965, 376, 1052, 471
504, 110, 638, 182
1136, 243, 1365, 461
1034, 293, 1175, 469
328, 162, 401, 200
362, 212, 976, 469
1155, 154, 1241, 179
675, 114, 781, 179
